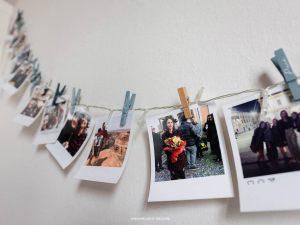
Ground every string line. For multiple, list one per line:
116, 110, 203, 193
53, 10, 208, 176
42, 78, 291, 124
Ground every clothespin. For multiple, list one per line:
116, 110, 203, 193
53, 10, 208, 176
120, 91, 136, 126
52, 83, 66, 105
177, 87, 192, 119
70, 88, 81, 115
196, 87, 205, 104
271, 48, 300, 101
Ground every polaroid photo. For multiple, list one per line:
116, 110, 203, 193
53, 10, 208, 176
74, 111, 135, 184
33, 95, 68, 145
146, 103, 234, 202
46, 106, 95, 169
10, 47, 31, 74
10, 34, 27, 60
2, 63, 33, 95
12, 86, 51, 127
223, 84, 300, 212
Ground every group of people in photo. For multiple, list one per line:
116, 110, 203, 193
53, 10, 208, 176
87, 122, 108, 161
9, 64, 33, 89
251, 110, 300, 167
41, 102, 65, 131
152, 113, 222, 180
21, 88, 50, 118
58, 112, 91, 157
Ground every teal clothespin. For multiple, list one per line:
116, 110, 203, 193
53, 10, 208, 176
52, 83, 66, 105
70, 88, 81, 114
271, 48, 300, 100
120, 91, 136, 126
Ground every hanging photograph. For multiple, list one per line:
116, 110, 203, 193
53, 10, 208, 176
146, 103, 233, 202
10, 47, 31, 74
12, 86, 51, 127
10, 34, 27, 60
2, 63, 33, 95
74, 112, 135, 184
223, 84, 300, 212
46, 106, 95, 169
33, 95, 68, 145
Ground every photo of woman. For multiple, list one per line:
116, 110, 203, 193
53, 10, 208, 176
57, 112, 91, 157
162, 116, 188, 180
40, 101, 66, 132
21, 87, 51, 118
9, 64, 33, 89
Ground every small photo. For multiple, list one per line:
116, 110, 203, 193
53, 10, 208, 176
228, 89, 300, 179
41, 101, 66, 132
33, 95, 68, 145
12, 86, 51, 127
146, 103, 233, 202
11, 35, 27, 60
9, 63, 33, 89
85, 123, 131, 168
10, 48, 31, 74
74, 112, 135, 183
150, 105, 224, 182
21, 87, 51, 118
57, 111, 92, 157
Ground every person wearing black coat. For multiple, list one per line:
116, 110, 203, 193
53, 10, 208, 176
207, 114, 222, 162
271, 118, 289, 163
251, 121, 268, 168
152, 127, 164, 172
178, 115, 198, 170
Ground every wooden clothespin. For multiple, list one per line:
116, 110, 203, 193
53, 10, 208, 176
271, 48, 300, 101
70, 88, 81, 115
52, 83, 66, 105
177, 87, 192, 119
120, 91, 136, 126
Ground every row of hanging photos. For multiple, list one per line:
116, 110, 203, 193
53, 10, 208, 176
5, 11, 300, 125
4, 9, 300, 213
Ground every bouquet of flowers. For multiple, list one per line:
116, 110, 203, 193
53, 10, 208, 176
163, 136, 186, 163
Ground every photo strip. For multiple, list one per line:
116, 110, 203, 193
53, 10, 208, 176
74, 112, 135, 184
33, 95, 68, 145
146, 103, 233, 202
2, 63, 33, 95
46, 106, 95, 169
13, 86, 51, 127
223, 84, 300, 212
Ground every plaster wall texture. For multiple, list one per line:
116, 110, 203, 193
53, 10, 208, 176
1, 0, 300, 224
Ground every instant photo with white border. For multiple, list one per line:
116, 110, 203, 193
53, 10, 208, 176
46, 106, 95, 169
33, 95, 69, 145
223, 83, 300, 212
2, 63, 33, 95
74, 111, 135, 184
12, 86, 51, 127
146, 102, 234, 202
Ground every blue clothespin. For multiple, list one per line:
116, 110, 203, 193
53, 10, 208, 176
271, 48, 300, 100
120, 91, 136, 126
70, 88, 81, 114
52, 83, 66, 105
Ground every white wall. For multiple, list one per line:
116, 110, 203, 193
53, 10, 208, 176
1, 0, 300, 224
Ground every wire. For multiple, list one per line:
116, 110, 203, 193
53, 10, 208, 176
42, 78, 290, 125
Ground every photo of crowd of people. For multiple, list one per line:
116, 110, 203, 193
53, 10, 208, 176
85, 122, 131, 168
41, 101, 66, 132
230, 89, 300, 178
9, 64, 33, 89
21, 87, 51, 118
57, 111, 92, 157
150, 105, 225, 182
